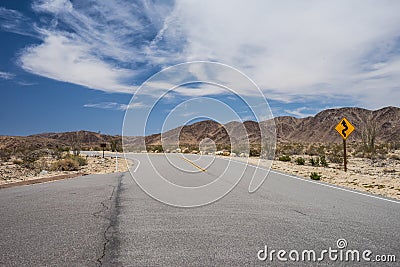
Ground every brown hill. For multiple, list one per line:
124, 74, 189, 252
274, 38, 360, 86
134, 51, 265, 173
143, 120, 231, 151
144, 106, 400, 148
1, 106, 399, 153
271, 106, 400, 143
0, 131, 122, 152
29, 130, 120, 146
0, 136, 65, 151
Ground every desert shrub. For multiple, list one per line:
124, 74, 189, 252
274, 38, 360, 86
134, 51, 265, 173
1, 149, 13, 161
278, 155, 291, 162
389, 154, 400, 161
383, 168, 396, 173
329, 144, 342, 156
215, 144, 231, 151
35, 158, 50, 171
276, 144, 289, 156
249, 149, 260, 157
72, 146, 81, 156
23, 152, 39, 163
20, 150, 43, 169
389, 142, 400, 151
320, 155, 328, 167
279, 143, 304, 155
13, 159, 23, 165
295, 157, 305, 165
110, 139, 122, 152
262, 143, 276, 156
47, 147, 69, 159
305, 145, 319, 156
280, 144, 304, 155
0, 149, 12, 162
310, 172, 321, 180
316, 145, 326, 156
22, 149, 51, 163
51, 150, 61, 159
310, 157, 320, 167
51, 159, 79, 171
150, 145, 164, 153
374, 144, 388, 154
305, 144, 326, 156
275, 145, 283, 156
373, 153, 387, 160
354, 143, 367, 158
328, 154, 343, 164
64, 154, 87, 166
61, 147, 71, 152
361, 121, 377, 154
75, 156, 87, 166
293, 143, 305, 155
353, 151, 364, 158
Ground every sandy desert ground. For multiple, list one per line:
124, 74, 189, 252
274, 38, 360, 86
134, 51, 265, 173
0, 155, 131, 185
230, 155, 400, 200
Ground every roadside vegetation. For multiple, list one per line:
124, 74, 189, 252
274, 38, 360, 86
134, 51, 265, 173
51, 154, 88, 171
278, 155, 291, 162
275, 141, 400, 163
272, 140, 400, 190
229, 141, 400, 200
0, 138, 120, 181
0, 146, 88, 176
310, 172, 321, 180
295, 157, 305, 165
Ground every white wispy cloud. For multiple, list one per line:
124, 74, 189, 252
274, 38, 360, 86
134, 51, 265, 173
0, 7, 37, 37
0, 71, 14, 80
17, 81, 36, 86
5, 0, 178, 93
83, 102, 125, 110
180, 111, 197, 117
20, 34, 134, 92
1, 1, 399, 109
171, 0, 400, 108
84, 101, 148, 111
284, 107, 315, 118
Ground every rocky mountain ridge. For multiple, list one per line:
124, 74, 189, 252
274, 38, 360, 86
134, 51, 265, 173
1, 106, 399, 152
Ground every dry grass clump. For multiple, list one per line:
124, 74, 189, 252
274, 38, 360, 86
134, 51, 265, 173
0, 146, 88, 175
51, 158, 79, 171
51, 155, 87, 171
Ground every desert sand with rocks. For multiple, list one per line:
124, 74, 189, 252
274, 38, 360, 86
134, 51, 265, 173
0, 155, 131, 186
230, 155, 400, 200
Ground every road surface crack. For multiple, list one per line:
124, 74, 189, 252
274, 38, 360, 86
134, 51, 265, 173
93, 174, 123, 267
293, 209, 307, 216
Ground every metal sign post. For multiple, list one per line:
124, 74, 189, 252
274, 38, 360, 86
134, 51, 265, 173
335, 117, 355, 172
343, 139, 347, 172
100, 143, 106, 158
116, 151, 118, 172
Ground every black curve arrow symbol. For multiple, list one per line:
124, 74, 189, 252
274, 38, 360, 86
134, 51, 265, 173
341, 120, 348, 137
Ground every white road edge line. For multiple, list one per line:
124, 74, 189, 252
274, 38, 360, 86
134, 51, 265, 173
218, 157, 400, 205
269, 170, 400, 205
133, 159, 140, 172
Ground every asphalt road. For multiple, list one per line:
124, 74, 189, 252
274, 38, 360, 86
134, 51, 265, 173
0, 172, 122, 266
0, 154, 399, 266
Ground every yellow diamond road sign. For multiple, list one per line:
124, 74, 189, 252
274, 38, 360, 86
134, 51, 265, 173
335, 117, 355, 140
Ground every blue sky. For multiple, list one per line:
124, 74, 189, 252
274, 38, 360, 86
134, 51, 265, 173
1, 0, 399, 136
